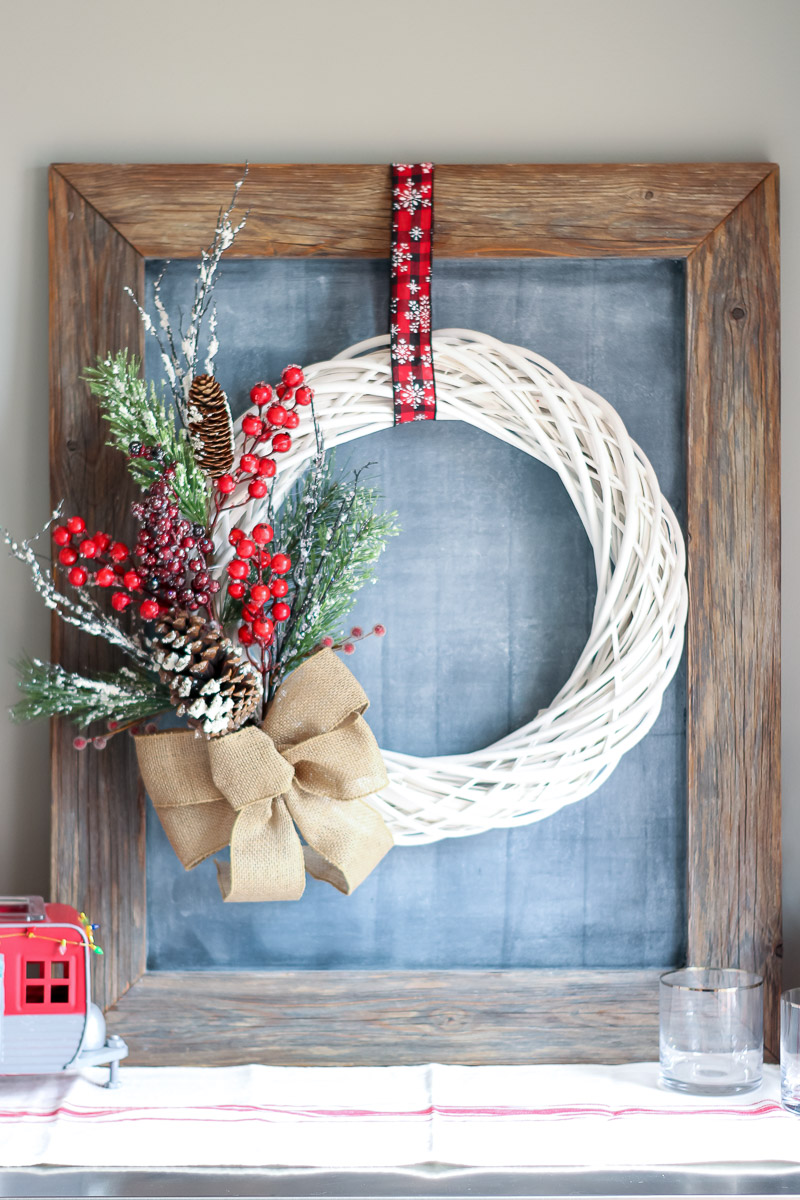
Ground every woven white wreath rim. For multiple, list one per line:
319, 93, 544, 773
220, 329, 688, 846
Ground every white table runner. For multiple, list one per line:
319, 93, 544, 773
0, 1062, 797, 1168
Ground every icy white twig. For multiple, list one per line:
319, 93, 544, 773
204, 305, 219, 376
123, 288, 180, 406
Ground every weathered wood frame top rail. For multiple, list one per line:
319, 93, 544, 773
49, 163, 780, 1065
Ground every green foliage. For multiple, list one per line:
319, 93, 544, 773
84, 351, 208, 524
270, 452, 400, 685
11, 657, 172, 730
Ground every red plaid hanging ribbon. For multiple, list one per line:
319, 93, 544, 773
390, 163, 436, 423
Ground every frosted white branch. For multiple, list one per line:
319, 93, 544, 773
123, 166, 249, 424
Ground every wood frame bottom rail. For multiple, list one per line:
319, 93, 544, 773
107, 969, 662, 1067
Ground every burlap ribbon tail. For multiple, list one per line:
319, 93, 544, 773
135, 650, 393, 901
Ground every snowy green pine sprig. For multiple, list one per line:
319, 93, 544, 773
11, 657, 171, 730
268, 451, 400, 687
83, 351, 208, 524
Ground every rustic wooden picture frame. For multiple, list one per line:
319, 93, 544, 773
49, 163, 781, 1065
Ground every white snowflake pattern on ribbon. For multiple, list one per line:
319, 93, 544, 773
406, 296, 431, 335
391, 338, 414, 364
398, 381, 434, 407
395, 183, 432, 214
391, 244, 413, 272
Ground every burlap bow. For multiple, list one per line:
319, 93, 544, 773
134, 649, 393, 901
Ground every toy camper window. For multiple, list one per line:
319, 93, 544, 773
49, 164, 780, 1065
23, 960, 72, 1006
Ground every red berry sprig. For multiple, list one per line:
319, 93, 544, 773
319, 624, 387, 656
213, 365, 313, 521
225, 523, 294, 649
211, 365, 313, 668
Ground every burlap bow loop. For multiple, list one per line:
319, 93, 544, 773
263, 647, 369, 747
208, 727, 295, 812
135, 650, 392, 903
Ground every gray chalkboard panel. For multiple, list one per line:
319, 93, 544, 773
144, 257, 686, 972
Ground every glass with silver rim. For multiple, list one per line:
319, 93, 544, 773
659, 967, 763, 1095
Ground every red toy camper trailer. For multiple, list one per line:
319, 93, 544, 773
0, 896, 127, 1086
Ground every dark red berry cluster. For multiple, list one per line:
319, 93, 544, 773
130, 458, 219, 618
226, 524, 292, 647
214, 364, 312, 503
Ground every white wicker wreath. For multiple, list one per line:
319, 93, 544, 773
221, 329, 688, 846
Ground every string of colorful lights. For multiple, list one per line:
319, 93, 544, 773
0, 918, 103, 956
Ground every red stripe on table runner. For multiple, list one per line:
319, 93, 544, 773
0, 1101, 786, 1123
391, 163, 436, 424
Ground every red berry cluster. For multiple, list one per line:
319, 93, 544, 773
52, 516, 136, 612
214, 364, 313, 503
226, 523, 292, 647
130, 458, 218, 618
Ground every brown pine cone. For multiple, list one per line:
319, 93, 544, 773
187, 375, 235, 478
150, 610, 260, 737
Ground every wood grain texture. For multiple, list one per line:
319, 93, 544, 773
53, 163, 774, 260
686, 170, 782, 1057
49, 168, 147, 1011
107, 969, 661, 1066
48, 162, 781, 1064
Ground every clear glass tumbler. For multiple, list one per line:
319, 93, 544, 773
781, 988, 800, 1113
659, 967, 763, 1095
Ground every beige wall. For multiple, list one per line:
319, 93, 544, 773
2, 0, 798, 976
